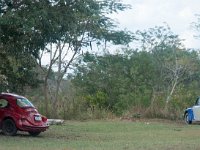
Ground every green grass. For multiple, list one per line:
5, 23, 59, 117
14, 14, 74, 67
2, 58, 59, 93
0, 119, 200, 150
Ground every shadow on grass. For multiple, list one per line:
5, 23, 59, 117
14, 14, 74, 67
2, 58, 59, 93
0, 130, 81, 141
0, 131, 44, 138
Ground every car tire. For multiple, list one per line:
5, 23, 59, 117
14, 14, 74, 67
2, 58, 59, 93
2, 119, 17, 136
28, 131, 41, 136
185, 112, 192, 124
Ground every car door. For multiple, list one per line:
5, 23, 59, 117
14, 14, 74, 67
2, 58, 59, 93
192, 97, 200, 121
0, 99, 9, 124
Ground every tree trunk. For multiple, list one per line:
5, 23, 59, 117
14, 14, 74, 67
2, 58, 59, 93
164, 76, 178, 112
44, 76, 49, 117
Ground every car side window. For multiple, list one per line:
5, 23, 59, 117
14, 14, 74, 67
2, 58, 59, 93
195, 97, 200, 105
0, 99, 9, 108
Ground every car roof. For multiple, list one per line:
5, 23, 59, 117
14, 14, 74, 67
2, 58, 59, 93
0, 93, 25, 99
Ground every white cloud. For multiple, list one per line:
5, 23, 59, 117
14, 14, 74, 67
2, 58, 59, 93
178, 7, 193, 18
181, 30, 200, 49
111, 0, 200, 48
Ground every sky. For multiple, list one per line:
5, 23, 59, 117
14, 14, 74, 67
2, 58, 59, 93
42, 0, 200, 65
111, 0, 200, 49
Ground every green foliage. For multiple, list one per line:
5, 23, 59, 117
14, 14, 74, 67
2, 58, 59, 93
72, 51, 156, 115
0, 0, 132, 93
2, 0, 200, 120
0, 52, 39, 93
72, 26, 200, 118
85, 91, 108, 109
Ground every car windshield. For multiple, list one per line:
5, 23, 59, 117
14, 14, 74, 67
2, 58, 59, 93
17, 98, 34, 108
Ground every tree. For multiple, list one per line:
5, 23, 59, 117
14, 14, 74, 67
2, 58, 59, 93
72, 26, 200, 118
135, 26, 200, 114
36, 0, 133, 117
1, 0, 132, 116
0, 0, 55, 93
72, 52, 129, 114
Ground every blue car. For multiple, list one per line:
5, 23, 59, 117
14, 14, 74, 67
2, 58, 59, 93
184, 97, 200, 124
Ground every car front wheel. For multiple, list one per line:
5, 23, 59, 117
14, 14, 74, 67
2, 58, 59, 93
2, 119, 17, 136
185, 112, 192, 124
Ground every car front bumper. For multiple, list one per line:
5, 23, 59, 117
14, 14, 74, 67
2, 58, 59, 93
17, 119, 49, 132
21, 124, 49, 132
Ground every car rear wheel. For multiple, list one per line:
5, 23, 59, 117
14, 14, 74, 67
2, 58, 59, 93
28, 131, 41, 136
185, 112, 192, 124
2, 119, 17, 136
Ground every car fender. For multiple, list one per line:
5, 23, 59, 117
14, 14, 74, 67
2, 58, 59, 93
2, 112, 22, 129
1, 116, 16, 127
185, 108, 194, 121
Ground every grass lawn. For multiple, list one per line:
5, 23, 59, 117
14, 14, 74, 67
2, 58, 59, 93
0, 119, 200, 150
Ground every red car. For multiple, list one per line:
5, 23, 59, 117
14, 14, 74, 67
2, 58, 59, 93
0, 93, 48, 136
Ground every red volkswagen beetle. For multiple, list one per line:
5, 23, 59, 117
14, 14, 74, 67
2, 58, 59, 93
0, 93, 48, 136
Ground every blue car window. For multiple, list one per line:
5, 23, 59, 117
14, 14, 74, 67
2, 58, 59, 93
17, 98, 34, 108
